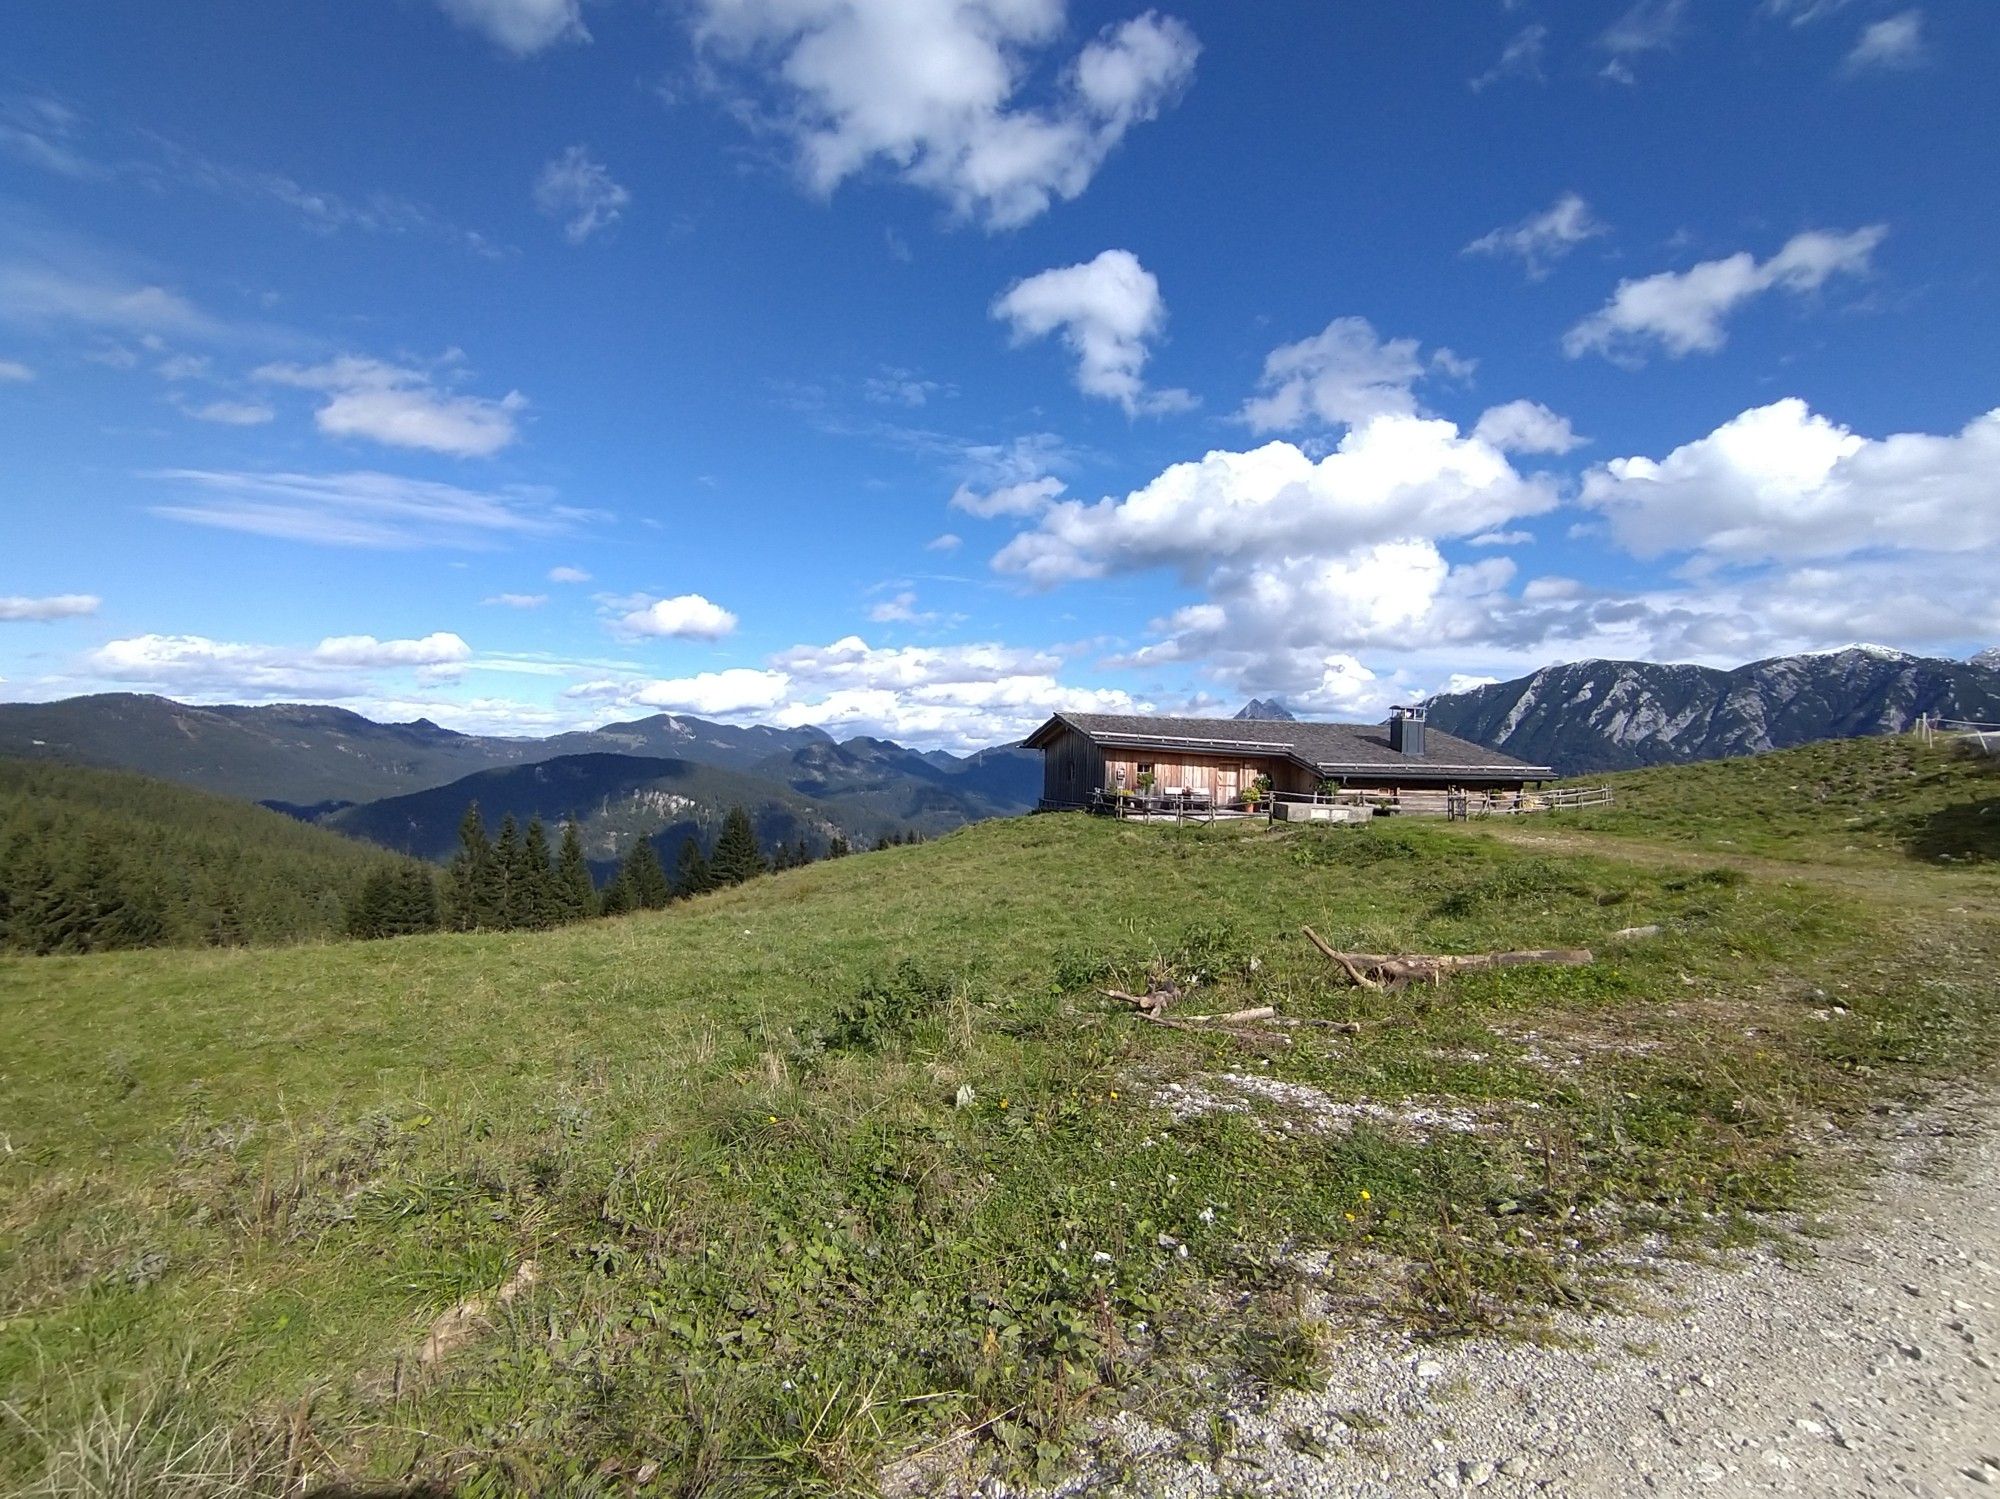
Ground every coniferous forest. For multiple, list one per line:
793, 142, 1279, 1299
0, 757, 926, 955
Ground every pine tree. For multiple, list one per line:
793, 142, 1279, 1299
621, 837, 672, 909
599, 873, 635, 917
348, 863, 442, 939
789, 837, 813, 869
445, 802, 498, 931
826, 834, 850, 859
493, 815, 522, 928
709, 806, 766, 887
554, 819, 595, 923
515, 817, 556, 929
673, 836, 713, 900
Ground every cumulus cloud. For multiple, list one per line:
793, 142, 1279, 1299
1580, 398, 2000, 563
994, 414, 1558, 588
548, 565, 592, 583
1463, 193, 1607, 279
611, 593, 740, 640
1564, 226, 1886, 361
689, 1, 1198, 229
86, 630, 471, 697
950, 474, 1066, 518
534, 146, 630, 243
991, 249, 1193, 415
255, 355, 526, 457
926, 532, 964, 552
0, 593, 99, 622
1239, 317, 1466, 434
434, 0, 588, 53
572, 634, 1146, 749
1471, 399, 1584, 455
147, 468, 584, 549
1845, 10, 1925, 71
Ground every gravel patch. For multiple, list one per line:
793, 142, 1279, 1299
969, 1093, 2000, 1498
1153, 1073, 1498, 1137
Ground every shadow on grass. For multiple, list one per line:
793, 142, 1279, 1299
1904, 796, 2000, 864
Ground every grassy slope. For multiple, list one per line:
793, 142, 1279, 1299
1565, 734, 2000, 865
0, 758, 413, 952
3, 739, 1998, 1494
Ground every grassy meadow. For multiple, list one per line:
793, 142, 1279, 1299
2, 737, 1998, 1495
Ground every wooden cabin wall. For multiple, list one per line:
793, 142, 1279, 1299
1100, 750, 1284, 798
1038, 726, 1105, 807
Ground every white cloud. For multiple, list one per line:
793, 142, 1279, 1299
85, 630, 471, 697
991, 249, 1193, 415
0, 359, 33, 382
147, 468, 583, 549
1845, 10, 1925, 71
1471, 399, 1584, 455
575, 634, 1145, 749
690, 1, 1198, 229
1239, 317, 1466, 434
950, 474, 1066, 518
255, 355, 526, 458
183, 398, 275, 426
534, 146, 630, 243
1580, 398, 2000, 564
548, 564, 592, 583
866, 589, 941, 625
483, 592, 549, 608
1469, 24, 1547, 92
0, 263, 225, 341
1564, 226, 1886, 361
926, 532, 964, 552
1465, 530, 1534, 548
1463, 193, 1607, 279
0, 594, 99, 622
1601, 0, 1686, 56
994, 414, 1558, 588
864, 368, 953, 406
612, 593, 740, 640
435, 0, 588, 53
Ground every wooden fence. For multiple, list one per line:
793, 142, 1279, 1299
1086, 783, 1616, 824
1915, 714, 2000, 754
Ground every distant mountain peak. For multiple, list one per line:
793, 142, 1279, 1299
1797, 642, 1915, 662
1970, 647, 2000, 671
1235, 698, 1297, 721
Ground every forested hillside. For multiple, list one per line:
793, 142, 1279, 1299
0, 759, 418, 954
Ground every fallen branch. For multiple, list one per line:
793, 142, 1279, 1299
1301, 930, 1594, 990
1141, 1013, 1293, 1048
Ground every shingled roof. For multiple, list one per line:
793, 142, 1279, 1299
1024, 711, 1551, 778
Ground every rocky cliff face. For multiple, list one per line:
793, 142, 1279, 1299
1425, 647, 2000, 776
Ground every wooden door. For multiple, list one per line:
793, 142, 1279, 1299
1214, 767, 1238, 806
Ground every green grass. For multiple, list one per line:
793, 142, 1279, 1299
3, 737, 1998, 1495
1564, 734, 2000, 866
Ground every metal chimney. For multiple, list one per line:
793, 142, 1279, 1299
1389, 704, 1426, 757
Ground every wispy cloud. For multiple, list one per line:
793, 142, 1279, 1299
435, 0, 589, 55
146, 468, 592, 549
254, 355, 526, 457
1845, 10, 1926, 72
534, 146, 630, 243
1464, 193, 1608, 279
1469, 24, 1548, 92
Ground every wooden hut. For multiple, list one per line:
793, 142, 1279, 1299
1024, 706, 1553, 813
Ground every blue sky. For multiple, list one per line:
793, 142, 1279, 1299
2, 0, 1995, 749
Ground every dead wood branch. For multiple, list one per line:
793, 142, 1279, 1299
1300, 931, 1594, 990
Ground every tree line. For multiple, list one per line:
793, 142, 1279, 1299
344, 802, 927, 939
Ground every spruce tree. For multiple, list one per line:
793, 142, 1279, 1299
446, 802, 498, 931
673, 836, 713, 900
493, 815, 522, 929
826, 834, 850, 859
516, 817, 556, 929
709, 806, 766, 887
620, 837, 672, 909
599, 873, 635, 917
554, 819, 595, 923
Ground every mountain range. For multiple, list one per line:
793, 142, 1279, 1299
1423, 646, 2000, 777
3, 644, 1995, 865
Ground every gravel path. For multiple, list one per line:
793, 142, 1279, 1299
1052, 1094, 2000, 1498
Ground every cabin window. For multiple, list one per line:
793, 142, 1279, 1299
1137, 762, 1154, 774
